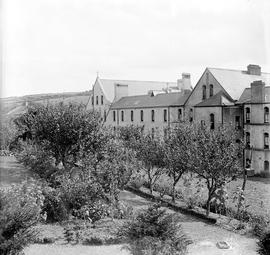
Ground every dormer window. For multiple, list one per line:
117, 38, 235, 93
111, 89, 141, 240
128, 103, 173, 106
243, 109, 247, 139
202, 85, 206, 100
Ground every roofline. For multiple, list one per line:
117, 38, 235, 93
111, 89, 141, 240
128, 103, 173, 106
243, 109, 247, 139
207, 66, 270, 75
110, 104, 185, 110
99, 78, 177, 84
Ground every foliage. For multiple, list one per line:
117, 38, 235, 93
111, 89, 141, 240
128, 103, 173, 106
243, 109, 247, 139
14, 103, 103, 170
16, 141, 59, 183
42, 188, 68, 223
129, 172, 146, 190
118, 203, 190, 255
153, 179, 173, 199
258, 230, 270, 255
164, 124, 194, 202
135, 134, 166, 194
0, 179, 44, 255
189, 124, 245, 216
0, 117, 17, 151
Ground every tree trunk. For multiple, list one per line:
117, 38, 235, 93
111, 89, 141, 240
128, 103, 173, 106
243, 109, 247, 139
171, 183, 176, 203
149, 182, 153, 194
206, 198, 211, 216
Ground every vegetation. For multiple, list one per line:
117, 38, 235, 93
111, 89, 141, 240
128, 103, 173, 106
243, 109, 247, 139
118, 203, 190, 255
258, 230, 270, 255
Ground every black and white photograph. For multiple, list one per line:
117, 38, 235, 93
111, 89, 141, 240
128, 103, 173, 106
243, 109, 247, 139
0, 0, 270, 254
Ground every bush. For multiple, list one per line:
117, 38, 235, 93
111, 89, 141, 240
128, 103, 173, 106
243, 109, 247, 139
42, 188, 68, 223
118, 203, 191, 255
153, 181, 172, 199
258, 230, 270, 255
0, 180, 44, 255
129, 173, 145, 190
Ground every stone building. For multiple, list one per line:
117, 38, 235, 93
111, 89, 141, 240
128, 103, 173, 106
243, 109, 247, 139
236, 80, 270, 174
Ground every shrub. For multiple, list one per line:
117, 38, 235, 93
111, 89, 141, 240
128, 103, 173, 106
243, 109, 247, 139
0, 180, 44, 255
118, 203, 191, 255
42, 188, 68, 223
153, 181, 172, 199
129, 173, 145, 190
258, 230, 270, 255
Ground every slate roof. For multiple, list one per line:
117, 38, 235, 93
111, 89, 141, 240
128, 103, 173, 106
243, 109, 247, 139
237, 87, 270, 104
195, 91, 235, 107
208, 67, 270, 100
110, 92, 191, 109
97, 78, 177, 102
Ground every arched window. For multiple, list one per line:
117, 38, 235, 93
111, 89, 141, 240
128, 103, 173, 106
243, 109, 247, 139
131, 110, 134, 122
164, 109, 167, 122
101, 95, 104, 105
151, 110, 155, 122
210, 113, 215, 129
189, 108, 193, 122
246, 132, 250, 148
121, 111, 124, 122
264, 133, 269, 149
209, 84, 214, 97
202, 85, 206, 100
264, 161, 269, 171
140, 110, 144, 122
264, 107, 269, 123
246, 107, 250, 123
113, 111, 116, 122
178, 109, 182, 121
96, 96, 99, 105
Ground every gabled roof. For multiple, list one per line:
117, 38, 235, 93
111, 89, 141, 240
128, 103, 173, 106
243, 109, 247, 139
195, 91, 235, 107
97, 78, 177, 102
208, 67, 270, 100
110, 92, 191, 109
237, 87, 270, 104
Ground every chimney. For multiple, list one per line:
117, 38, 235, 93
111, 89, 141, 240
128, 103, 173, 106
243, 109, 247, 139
251, 80, 265, 103
114, 83, 128, 102
177, 79, 183, 91
182, 73, 192, 91
247, 64, 261, 75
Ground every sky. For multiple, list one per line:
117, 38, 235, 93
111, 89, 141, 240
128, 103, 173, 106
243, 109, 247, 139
1, 0, 270, 97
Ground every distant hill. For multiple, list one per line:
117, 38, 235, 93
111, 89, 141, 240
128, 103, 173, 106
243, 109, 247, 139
0, 91, 92, 120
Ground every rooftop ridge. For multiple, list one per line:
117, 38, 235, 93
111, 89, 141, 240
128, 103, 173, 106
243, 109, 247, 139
207, 67, 270, 75
100, 78, 176, 84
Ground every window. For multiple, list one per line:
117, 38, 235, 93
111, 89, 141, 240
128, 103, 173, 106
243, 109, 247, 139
235, 116, 241, 130
178, 109, 182, 121
91, 96, 94, 105
202, 85, 206, 100
151, 128, 155, 139
209, 84, 214, 97
131, 110, 134, 122
264, 161, 269, 171
246, 107, 250, 123
113, 111, 116, 122
101, 95, 104, 105
103, 110, 106, 122
246, 132, 250, 148
210, 113, 215, 129
151, 110, 155, 122
264, 133, 269, 149
189, 108, 193, 122
246, 158, 251, 169
164, 109, 167, 122
264, 107, 269, 123
140, 110, 144, 122
121, 110, 124, 122
96, 96, 99, 105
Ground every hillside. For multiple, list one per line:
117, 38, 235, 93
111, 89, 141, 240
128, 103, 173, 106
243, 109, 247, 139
0, 91, 92, 120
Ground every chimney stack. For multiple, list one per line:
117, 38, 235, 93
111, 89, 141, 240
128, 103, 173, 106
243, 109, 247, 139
247, 64, 261, 75
251, 80, 265, 103
177, 73, 192, 92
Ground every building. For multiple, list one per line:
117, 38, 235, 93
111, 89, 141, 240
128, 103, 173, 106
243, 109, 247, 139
236, 80, 270, 174
86, 74, 192, 121
106, 91, 191, 136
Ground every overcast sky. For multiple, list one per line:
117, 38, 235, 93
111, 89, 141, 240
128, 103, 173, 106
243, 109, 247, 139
1, 0, 270, 97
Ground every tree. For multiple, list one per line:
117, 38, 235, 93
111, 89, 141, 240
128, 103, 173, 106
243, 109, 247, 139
14, 103, 103, 171
164, 124, 194, 202
135, 133, 166, 194
190, 125, 244, 216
